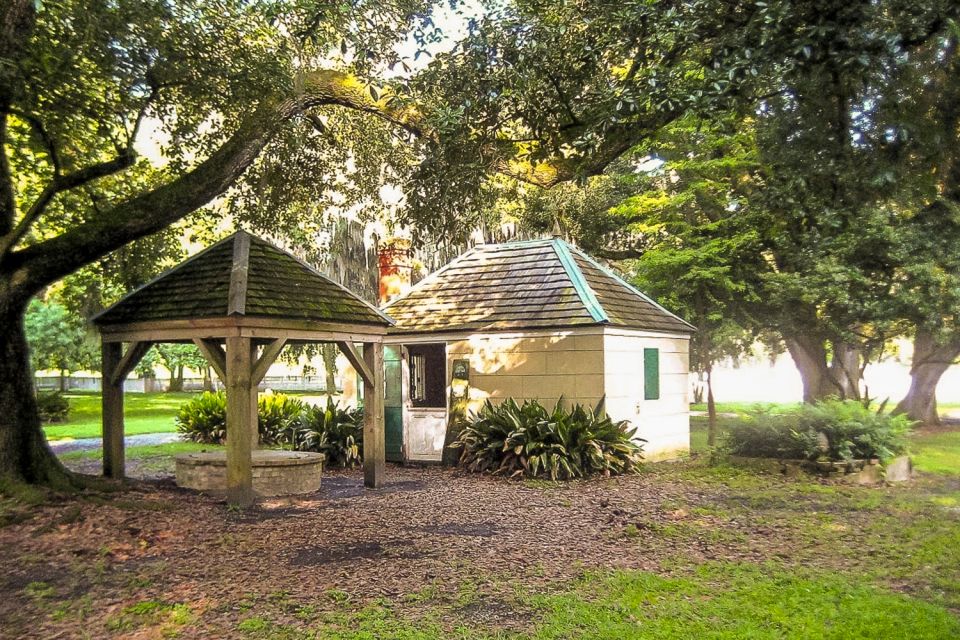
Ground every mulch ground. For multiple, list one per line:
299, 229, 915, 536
0, 462, 955, 638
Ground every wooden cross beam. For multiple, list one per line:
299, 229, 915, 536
252, 338, 287, 384
193, 338, 227, 381
109, 341, 152, 386
337, 340, 374, 385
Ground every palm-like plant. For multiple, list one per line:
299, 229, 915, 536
453, 398, 644, 480
294, 397, 365, 468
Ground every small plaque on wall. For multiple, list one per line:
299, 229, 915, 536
452, 359, 470, 383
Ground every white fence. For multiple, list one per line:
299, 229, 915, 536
35, 375, 336, 394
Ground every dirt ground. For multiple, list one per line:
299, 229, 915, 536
1, 462, 957, 639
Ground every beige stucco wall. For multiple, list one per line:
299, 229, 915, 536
444, 329, 607, 415
389, 325, 691, 464
603, 328, 690, 461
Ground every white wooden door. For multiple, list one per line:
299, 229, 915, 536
404, 407, 447, 461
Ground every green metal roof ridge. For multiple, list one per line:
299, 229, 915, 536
484, 237, 555, 248
567, 243, 697, 333
551, 239, 608, 324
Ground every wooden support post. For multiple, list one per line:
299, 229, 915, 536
225, 336, 255, 506
250, 344, 259, 451
101, 341, 125, 479
362, 341, 385, 488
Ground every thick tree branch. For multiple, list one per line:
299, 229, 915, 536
2, 70, 427, 299
495, 122, 648, 188
0, 150, 135, 258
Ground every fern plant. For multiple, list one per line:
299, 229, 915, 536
453, 398, 644, 480
725, 399, 912, 463
258, 393, 306, 445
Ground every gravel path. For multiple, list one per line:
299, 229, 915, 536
48, 432, 181, 454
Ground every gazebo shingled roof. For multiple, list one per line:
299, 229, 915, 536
95, 230, 391, 328
93, 231, 388, 505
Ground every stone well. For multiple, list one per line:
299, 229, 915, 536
175, 450, 324, 497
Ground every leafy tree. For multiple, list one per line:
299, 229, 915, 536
24, 297, 99, 390
153, 345, 208, 392
0, 0, 762, 486
882, 31, 960, 424
0, 0, 440, 486
508, 116, 764, 441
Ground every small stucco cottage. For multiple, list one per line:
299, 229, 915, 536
379, 237, 695, 463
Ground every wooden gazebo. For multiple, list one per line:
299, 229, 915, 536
93, 231, 391, 505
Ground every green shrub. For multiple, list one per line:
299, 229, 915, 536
36, 390, 70, 423
176, 392, 227, 443
257, 393, 306, 445
293, 397, 364, 467
176, 391, 305, 446
452, 398, 644, 480
725, 399, 912, 463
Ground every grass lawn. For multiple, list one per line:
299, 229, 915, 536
43, 392, 194, 441
45, 391, 327, 441
3, 399, 957, 637
911, 428, 960, 476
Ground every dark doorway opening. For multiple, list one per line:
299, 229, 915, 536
407, 343, 446, 408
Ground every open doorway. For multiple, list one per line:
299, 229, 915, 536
403, 342, 448, 461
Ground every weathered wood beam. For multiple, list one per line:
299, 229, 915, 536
225, 336, 255, 506
109, 341, 152, 386
101, 341, 125, 479
251, 338, 287, 384
227, 232, 250, 315
193, 338, 227, 381
362, 341, 385, 488
337, 340, 374, 386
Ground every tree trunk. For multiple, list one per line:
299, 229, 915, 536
829, 341, 861, 401
321, 344, 338, 395
168, 365, 184, 392
895, 330, 960, 425
203, 366, 214, 392
692, 371, 705, 404
784, 335, 841, 402
58, 369, 67, 392
706, 363, 718, 448
0, 300, 73, 487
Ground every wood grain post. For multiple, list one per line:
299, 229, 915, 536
250, 374, 259, 451
226, 336, 254, 506
362, 341, 385, 488
101, 341, 125, 479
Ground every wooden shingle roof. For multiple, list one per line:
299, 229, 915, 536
94, 231, 391, 327
383, 238, 694, 334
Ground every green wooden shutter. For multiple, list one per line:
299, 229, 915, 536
643, 348, 660, 400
